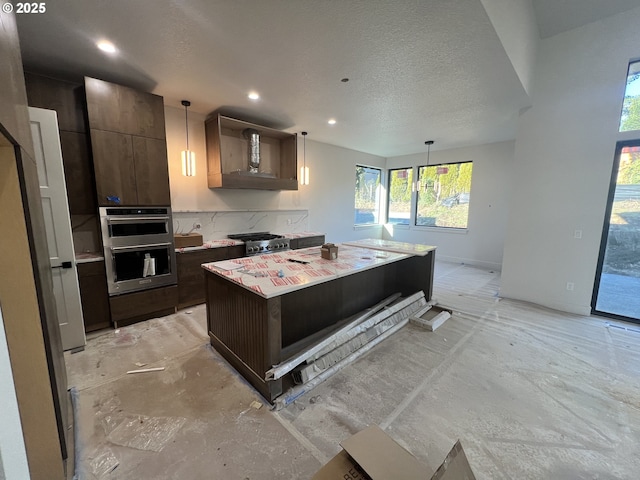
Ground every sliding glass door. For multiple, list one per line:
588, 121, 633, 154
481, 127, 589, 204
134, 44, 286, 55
592, 141, 640, 322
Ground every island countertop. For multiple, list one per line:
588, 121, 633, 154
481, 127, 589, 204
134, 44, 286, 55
342, 238, 436, 256
202, 244, 409, 299
203, 240, 436, 403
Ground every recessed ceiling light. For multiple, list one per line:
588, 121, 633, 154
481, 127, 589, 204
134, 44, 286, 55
248, 92, 260, 100
97, 40, 117, 54
328, 118, 337, 125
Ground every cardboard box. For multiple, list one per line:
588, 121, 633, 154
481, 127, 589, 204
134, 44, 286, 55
321, 243, 339, 260
173, 233, 203, 248
312, 425, 476, 480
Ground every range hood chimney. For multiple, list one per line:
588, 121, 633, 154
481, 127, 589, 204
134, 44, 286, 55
243, 128, 260, 173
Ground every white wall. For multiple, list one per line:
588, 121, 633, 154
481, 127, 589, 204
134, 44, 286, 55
501, 6, 640, 314
165, 106, 386, 241
0, 306, 30, 480
480, 0, 539, 96
385, 141, 514, 270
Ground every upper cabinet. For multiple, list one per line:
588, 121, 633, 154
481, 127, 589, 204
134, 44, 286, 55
205, 114, 298, 190
84, 77, 166, 139
24, 73, 97, 215
85, 77, 171, 206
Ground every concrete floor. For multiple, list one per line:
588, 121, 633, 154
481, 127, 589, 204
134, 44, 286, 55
65, 261, 640, 479
595, 272, 640, 319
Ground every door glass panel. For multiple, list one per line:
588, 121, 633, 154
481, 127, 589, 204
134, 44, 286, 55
593, 144, 640, 321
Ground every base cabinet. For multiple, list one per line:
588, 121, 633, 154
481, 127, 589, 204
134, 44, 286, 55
77, 261, 111, 332
289, 235, 325, 250
205, 251, 435, 403
109, 285, 178, 328
177, 245, 244, 309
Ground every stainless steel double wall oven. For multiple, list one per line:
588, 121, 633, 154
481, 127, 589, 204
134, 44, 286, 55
99, 207, 177, 295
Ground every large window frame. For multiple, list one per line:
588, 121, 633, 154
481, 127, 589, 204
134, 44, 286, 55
619, 60, 640, 132
387, 167, 413, 225
354, 165, 383, 226
414, 161, 473, 229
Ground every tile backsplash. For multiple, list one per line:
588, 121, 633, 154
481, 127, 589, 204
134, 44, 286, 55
172, 210, 309, 241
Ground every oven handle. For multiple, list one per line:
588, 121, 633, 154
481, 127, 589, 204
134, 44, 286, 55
107, 216, 171, 224
110, 242, 172, 252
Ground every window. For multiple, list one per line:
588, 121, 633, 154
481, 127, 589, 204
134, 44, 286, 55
354, 165, 382, 225
387, 168, 413, 225
415, 161, 473, 228
620, 60, 640, 132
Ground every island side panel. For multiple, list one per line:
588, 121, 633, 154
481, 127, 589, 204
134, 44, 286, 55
280, 259, 408, 350
205, 271, 283, 402
395, 250, 435, 300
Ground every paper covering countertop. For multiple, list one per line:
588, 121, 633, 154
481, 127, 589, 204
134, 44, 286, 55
202, 244, 410, 299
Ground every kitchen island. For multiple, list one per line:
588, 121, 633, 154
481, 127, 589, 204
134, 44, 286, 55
203, 242, 435, 402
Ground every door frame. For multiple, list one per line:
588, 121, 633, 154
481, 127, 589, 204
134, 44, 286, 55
591, 139, 640, 323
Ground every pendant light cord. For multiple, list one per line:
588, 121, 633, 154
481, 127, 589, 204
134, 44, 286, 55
182, 100, 191, 151
302, 131, 307, 169
425, 140, 434, 166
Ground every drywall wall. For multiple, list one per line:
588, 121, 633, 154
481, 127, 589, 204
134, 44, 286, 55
0, 147, 65, 480
385, 141, 514, 270
501, 6, 640, 314
165, 105, 386, 242
0, 11, 65, 480
480, 0, 538, 96
296, 138, 387, 242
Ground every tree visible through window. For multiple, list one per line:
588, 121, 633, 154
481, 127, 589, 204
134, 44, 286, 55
620, 60, 640, 132
354, 165, 381, 225
416, 162, 473, 228
388, 168, 413, 225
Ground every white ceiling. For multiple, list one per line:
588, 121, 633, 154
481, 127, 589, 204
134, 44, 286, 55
15, 0, 636, 158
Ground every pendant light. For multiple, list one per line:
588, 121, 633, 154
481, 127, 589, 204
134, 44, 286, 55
425, 140, 434, 165
299, 131, 309, 185
181, 100, 196, 177
417, 140, 434, 192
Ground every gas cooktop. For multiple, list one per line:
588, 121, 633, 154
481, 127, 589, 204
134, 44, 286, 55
227, 232, 290, 256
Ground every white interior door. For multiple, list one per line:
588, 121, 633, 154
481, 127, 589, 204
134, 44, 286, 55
29, 107, 86, 351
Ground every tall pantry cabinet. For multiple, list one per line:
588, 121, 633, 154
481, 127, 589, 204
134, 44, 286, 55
84, 77, 171, 206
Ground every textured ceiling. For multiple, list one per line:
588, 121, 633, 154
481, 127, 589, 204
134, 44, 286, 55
14, 1, 631, 157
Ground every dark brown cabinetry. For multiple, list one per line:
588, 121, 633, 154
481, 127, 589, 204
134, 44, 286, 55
177, 245, 244, 309
77, 261, 111, 332
89, 130, 137, 205
289, 235, 325, 250
84, 77, 166, 139
206, 114, 298, 190
109, 285, 178, 328
205, 251, 436, 403
24, 73, 97, 215
132, 137, 172, 205
85, 77, 171, 206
